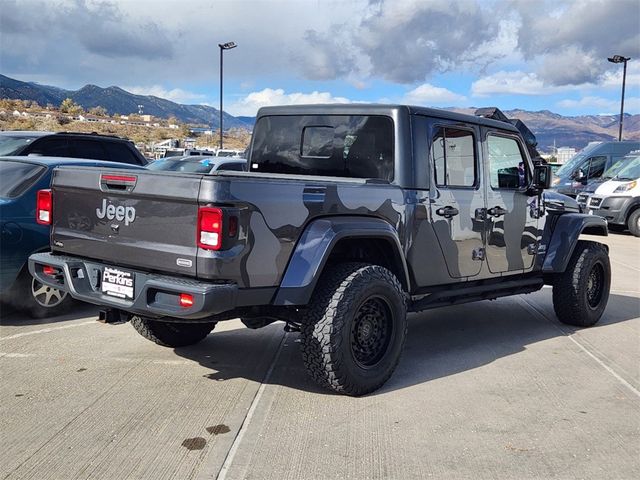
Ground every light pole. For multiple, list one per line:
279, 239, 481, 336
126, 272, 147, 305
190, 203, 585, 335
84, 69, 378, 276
607, 54, 630, 141
218, 41, 237, 149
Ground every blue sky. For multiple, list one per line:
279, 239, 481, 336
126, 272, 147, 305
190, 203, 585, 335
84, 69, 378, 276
1, 0, 639, 117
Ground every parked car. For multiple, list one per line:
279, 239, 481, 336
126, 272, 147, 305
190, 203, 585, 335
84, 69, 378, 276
0, 156, 145, 317
0, 131, 148, 166
551, 141, 640, 197
577, 151, 638, 210
579, 153, 640, 236
215, 149, 243, 157
147, 155, 246, 174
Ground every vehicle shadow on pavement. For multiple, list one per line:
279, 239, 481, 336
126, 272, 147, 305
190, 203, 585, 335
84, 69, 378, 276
0, 301, 99, 327
172, 292, 638, 396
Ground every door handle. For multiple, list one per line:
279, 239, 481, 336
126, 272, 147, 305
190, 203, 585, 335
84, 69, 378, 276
488, 206, 508, 217
436, 206, 459, 218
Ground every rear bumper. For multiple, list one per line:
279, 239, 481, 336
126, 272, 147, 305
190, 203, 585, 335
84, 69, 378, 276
28, 252, 238, 320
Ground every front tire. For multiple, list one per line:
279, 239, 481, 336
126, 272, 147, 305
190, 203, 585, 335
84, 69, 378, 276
130, 316, 217, 347
301, 263, 407, 396
552, 240, 611, 327
627, 209, 640, 237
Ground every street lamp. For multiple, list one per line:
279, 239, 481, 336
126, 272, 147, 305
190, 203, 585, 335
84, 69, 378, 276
607, 54, 631, 141
218, 41, 237, 149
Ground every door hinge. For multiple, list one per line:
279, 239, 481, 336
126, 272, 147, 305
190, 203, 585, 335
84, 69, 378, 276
472, 247, 485, 261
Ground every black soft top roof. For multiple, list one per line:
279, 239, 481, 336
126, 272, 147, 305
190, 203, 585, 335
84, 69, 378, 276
256, 104, 520, 133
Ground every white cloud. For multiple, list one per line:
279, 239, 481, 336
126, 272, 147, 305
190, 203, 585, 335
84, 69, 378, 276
227, 88, 351, 116
402, 83, 467, 105
471, 71, 567, 97
124, 85, 207, 104
557, 96, 640, 113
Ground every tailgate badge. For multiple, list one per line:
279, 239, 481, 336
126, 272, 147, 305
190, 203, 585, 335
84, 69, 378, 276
177, 258, 193, 268
96, 199, 136, 226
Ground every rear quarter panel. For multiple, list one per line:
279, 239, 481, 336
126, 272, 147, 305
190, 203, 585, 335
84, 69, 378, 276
197, 173, 408, 288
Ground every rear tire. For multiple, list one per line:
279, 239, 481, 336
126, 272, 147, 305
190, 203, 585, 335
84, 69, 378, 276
552, 240, 610, 327
130, 316, 217, 347
301, 263, 407, 396
627, 209, 640, 237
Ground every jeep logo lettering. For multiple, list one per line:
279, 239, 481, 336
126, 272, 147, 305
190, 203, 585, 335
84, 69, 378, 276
96, 199, 136, 226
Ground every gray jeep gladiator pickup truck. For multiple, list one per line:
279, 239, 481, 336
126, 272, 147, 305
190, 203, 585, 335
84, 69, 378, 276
29, 105, 611, 396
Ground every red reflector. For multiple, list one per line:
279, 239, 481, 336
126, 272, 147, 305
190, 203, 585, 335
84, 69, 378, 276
197, 207, 223, 250
101, 174, 137, 183
42, 265, 56, 276
179, 293, 194, 308
228, 216, 238, 237
36, 189, 52, 225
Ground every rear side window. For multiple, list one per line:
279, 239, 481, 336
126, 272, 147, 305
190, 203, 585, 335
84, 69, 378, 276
0, 161, 46, 198
27, 138, 71, 157
71, 140, 109, 160
431, 127, 476, 187
104, 142, 141, 165
250, 115, 394, 181
216, 162, 246, 172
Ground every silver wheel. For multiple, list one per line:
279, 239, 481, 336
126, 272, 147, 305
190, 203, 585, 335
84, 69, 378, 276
31, 278, 67, 308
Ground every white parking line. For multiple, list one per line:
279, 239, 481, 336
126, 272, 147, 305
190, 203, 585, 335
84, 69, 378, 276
0, 320, 96, 341
214, 333, 288, 480
518, 297, 640, 398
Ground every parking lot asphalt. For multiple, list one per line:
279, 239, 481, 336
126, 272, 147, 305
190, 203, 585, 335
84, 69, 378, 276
1, 233, 638, 480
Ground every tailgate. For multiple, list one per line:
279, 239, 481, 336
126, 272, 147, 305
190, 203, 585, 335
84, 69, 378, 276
51, 167, 202, 276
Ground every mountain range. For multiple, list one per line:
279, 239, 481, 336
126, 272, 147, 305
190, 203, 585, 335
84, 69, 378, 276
0, 74, 250, 129
2, 73, 639, 151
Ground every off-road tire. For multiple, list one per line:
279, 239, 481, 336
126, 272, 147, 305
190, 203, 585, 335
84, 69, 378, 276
301, 263, 407, 396
627, 209, 640, 237
552, 240, 610, 327
11, 270, 73, 319
130, 316, 217, 347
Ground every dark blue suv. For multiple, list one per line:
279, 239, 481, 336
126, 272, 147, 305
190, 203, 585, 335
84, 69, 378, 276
0, 156, 144, 317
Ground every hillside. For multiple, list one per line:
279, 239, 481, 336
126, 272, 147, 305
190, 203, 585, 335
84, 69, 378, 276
1, 73, 638, 150
0, 74, 250, 129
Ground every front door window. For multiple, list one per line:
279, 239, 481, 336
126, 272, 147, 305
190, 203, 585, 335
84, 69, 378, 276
485, 134, 538, 273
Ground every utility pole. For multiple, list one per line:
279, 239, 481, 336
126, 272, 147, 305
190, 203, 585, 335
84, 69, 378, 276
218, 41, 237, 149
607, 55, 631, 141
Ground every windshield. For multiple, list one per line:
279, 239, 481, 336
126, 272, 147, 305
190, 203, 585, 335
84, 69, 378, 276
0, 161, 46, 198
602, 157, 633, 179
556, 143, 602, 177
147, 158, 214, 173
615, 156, 640, 180
0, 135, 38, 156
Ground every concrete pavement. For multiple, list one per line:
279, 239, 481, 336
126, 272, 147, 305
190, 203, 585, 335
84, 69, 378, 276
1, 233, 638, 479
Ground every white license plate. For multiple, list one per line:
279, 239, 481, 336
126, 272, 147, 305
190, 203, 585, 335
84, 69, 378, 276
101, 267, 134, 300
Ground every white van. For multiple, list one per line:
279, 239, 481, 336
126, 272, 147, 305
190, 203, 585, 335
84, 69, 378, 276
585, 152, 640, 236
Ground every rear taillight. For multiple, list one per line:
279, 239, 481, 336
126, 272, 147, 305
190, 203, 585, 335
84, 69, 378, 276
197, 207, 222, 250
36, 189, 52, 225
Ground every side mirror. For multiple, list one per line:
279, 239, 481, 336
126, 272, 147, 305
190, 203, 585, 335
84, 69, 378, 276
533, 164, 552, 190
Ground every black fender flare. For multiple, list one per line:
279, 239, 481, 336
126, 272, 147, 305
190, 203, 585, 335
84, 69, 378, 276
542, 213, 608, 273
273, 216, 410, 306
